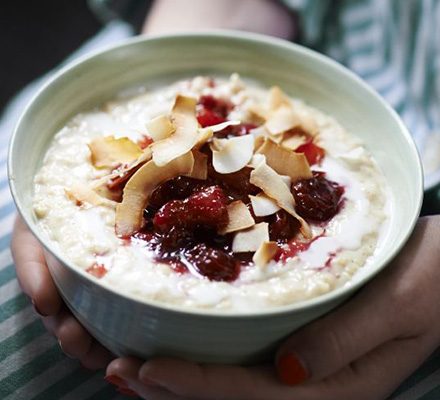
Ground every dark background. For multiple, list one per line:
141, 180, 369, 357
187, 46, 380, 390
0, 1, 102, 112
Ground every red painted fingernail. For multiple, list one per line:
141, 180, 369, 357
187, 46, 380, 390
117, 387, 139, 397
31, 299, 48, 317
277, 353, 309, 386
105, 374, 127, 388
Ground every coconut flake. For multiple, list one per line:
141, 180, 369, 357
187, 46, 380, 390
219, 201, 255, 234
208, 120, 241, 132
247, 104, 268, 122
268, 86, 291, 111
281, 132, 308, 150
65, 183, 115, 208
280, 175, 292, 189
115, 151, 194, 236
232, 222, 269, 253
187, 150, 208, 180
146, 115, 175, 141
151, 95, 199, 166
248, 154, 266, 169
265, 106, 300, 135
249, 193, 280, 216
249, 125, 269, 140
250, 160, 311, 238
88, 136, 142, 169
256, 138, 312, 181
211, 135, 254, 174
253, 241, 279, 267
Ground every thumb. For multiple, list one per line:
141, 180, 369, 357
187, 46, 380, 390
275, 285, 402, 386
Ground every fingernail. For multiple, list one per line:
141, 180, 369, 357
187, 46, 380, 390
105, 374, 127, 388
277, 353, 309, 386
31, 299, 48, 317
58, 339, 75, 359
117, 387, 139, 397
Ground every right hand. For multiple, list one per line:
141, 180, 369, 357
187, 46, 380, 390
11, 216, 114, 370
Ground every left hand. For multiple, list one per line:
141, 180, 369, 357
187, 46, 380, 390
104, 215, 440, 399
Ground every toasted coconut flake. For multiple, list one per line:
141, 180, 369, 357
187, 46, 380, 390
280, 175, 292, 188
90, 147, 153, 197
195, 127, 214, 148
248, 104, 268, 122
187, 150, 208, 180
248, 154, 266, 169
146, 115, 175, 141
281, 132, 308, 150
253, 241, 279, 267
88, 136, 142, 169
151, 95, 199, 166
115, 152, 194, 236
249, 125, 269, 140
265, 106, 300, 135
219, 201, 255, 234
211, 134, 254, 174
297, 109, 319, 136
249, 193, 280, 216
208, 120, 241, 132
256, 138, 312, 180
65, 183, 115, 208
250, 161, 311, 238
232, 222, 269, 253
268, 86, 291, 111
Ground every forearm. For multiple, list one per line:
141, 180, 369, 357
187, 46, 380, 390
143, 0, 294, 39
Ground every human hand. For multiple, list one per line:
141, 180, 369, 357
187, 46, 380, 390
104, 215, 440, 400
11, 217, 114, 370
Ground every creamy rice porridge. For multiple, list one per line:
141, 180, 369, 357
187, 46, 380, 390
33, 75, 389, 311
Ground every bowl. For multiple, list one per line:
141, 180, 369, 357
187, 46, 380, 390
8, 31, 423, 364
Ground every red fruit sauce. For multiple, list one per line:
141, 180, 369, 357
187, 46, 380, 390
86, 263, 107, 278
296, 141, 325, 165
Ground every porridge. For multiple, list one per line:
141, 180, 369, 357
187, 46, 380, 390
33, 75, 389, 311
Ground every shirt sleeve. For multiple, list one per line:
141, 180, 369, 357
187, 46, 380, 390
280, 0, 333, 46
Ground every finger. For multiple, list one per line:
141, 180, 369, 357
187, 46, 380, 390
138, 358, 289, 400
106, 357, 173, 399
79, 340, 114, 370
135, 335, 436, 400
12, 217, 62, 316
276, 282, 403, 384
304, 335, 437, 400
41, 309, 93, 359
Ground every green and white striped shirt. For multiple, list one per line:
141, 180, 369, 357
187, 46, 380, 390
1, 1, 440, 399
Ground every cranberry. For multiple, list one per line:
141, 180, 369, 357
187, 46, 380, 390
184, 243, 239, 281
268, 210, 301, 242
292, 172, 344, 221
156, 227, 195, 254
153, 186, 229, 232
196, 95, 232, 127
208, 165, 259, 201
198, 95, 231, 116
197, 109, 226, 127
149, 176, 207, 210
296, 141, 325, 165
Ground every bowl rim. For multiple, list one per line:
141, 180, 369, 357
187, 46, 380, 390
8, 30, 424, 318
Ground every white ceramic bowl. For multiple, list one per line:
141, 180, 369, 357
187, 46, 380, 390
8, 32, 423, 364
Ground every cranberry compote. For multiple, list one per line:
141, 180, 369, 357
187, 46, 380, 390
292, 171, 344, 222
196, 95, 232, 128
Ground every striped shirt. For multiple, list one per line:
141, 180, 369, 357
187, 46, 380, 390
1, 2, 440, 397
283, 0, 440, 189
